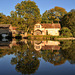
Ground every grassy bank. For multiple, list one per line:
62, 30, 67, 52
28, 35, 75, 40
28, 35, 56, 40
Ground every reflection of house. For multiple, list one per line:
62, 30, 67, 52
34, 23, 61, 36
0, 24, 12, 37
0, 41, 11, 49
0, 39, 18, 49
34, 41, 60, 51
0, 39, 28, 49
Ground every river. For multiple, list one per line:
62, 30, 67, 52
0, 38, 75, 75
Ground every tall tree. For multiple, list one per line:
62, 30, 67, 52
42, 6, 67, 23
15, 0, 41, 32
61, 9, 75, 37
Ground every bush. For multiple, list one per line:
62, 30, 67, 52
60, 27, 73, 37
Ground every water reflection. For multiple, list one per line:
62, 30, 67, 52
0, 38, 75, 75
33, 40, 60, 51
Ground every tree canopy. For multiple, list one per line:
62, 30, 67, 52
60, 27, 73, 37
15, 0, 41, 31
41, 6, 67, 23
60, 9, 75, 37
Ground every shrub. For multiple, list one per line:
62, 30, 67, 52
60, 27, 73, 37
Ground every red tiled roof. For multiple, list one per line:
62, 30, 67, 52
41, 23, 61, 28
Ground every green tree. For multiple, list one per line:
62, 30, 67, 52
61, 40, 75, 64
15, 0, 41, 32
60, 27, 73, 37
41, 6, 67, 23
61, 9, 75, 37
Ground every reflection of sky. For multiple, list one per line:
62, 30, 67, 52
0, 55, 21, 75
0, 55, 75, 75
36, 59, 75, 75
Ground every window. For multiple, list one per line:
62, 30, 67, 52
36, 25, 40, 28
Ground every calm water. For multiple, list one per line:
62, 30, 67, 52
0, 39, 75, 75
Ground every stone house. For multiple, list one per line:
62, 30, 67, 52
34, 23, 61, 36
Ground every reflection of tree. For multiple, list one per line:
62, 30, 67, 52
11, 41, 40, 75
0, 40, 40, 74
60, 40, 72, 50
41, 50, 66, 66
15, 58, 39, 74
0, 49, 15, 58
61, 41, 75, 64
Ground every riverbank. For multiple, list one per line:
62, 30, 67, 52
27, 35, 75, 40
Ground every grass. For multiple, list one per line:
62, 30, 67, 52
28, 35, 75, 40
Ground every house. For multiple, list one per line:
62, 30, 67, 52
34, 23, 61, 36
0, 24, 12, 37
0, 24, 19, 37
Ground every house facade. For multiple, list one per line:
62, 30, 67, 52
34, 23, 61, 36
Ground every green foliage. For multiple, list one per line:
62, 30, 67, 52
61, 40, 75, 62
0, 13, 11, 24
60, 27, 73, 37
61, 9, 75, 37
41, 6, 67, 23
15, 0, 41, 31
60, 40, 72, 50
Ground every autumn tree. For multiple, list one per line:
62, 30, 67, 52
15, 0, 41, 32
41, 6, 67, 23
0, 13, 8, 24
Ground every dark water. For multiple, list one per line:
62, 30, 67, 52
0, 39, 75, 75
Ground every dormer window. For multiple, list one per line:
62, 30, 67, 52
36, 25, 40, 28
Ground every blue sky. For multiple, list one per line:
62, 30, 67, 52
0, 0, 75, 16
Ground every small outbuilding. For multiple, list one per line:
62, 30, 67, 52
0, 24, 12, 37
